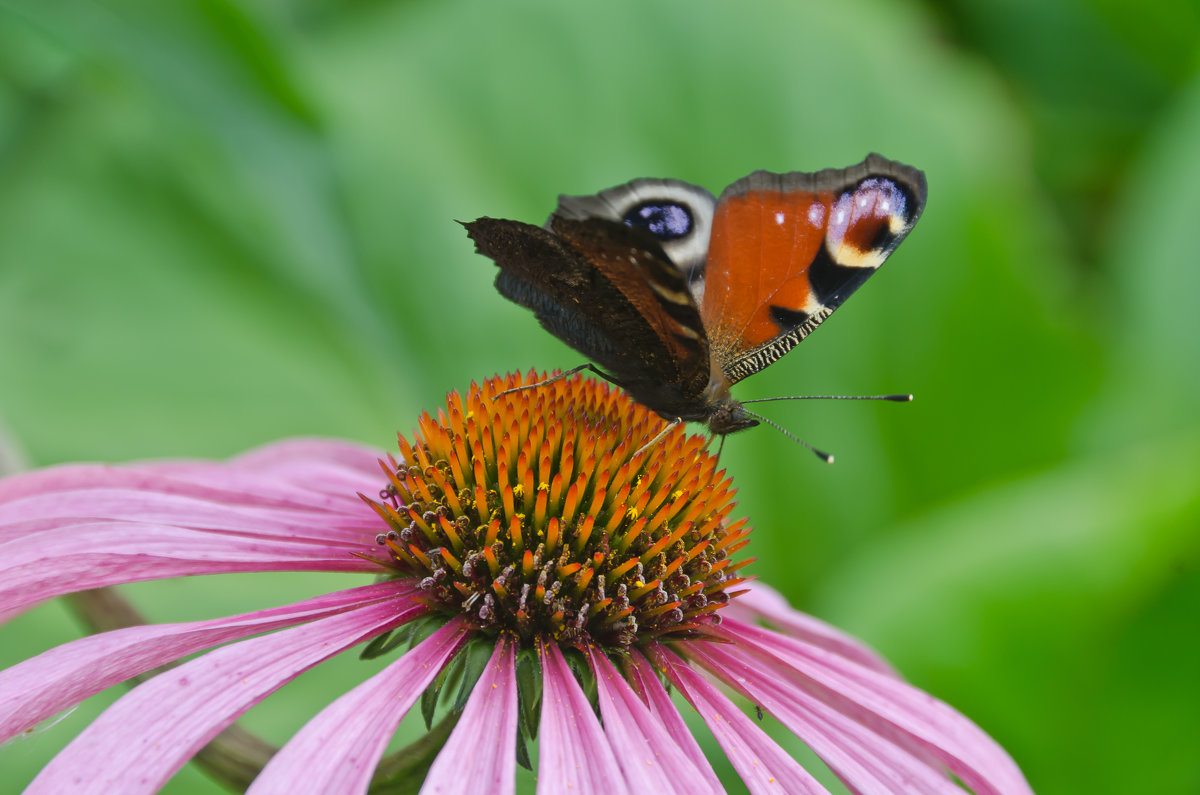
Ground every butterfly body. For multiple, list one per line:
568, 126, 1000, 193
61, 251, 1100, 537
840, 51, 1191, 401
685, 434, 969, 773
465, 154, 926, 436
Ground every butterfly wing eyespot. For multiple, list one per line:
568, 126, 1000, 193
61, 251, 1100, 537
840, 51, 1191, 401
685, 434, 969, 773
551, 177, 716, 300
623, 200, 695, 242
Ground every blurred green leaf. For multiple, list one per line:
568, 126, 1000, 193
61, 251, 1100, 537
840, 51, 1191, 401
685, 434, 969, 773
1083, 73, 1200, 450
815, 431, 1200, 794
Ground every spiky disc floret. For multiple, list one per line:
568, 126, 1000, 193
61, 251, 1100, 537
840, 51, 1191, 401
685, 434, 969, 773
363, 371, 752, 649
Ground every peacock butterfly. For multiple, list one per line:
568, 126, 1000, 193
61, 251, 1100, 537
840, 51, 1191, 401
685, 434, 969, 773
463, 153, 926, 438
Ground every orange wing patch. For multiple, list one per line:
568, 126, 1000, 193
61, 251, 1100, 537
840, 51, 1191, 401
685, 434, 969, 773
701, 172, 922, 385
701, 189, 833, 358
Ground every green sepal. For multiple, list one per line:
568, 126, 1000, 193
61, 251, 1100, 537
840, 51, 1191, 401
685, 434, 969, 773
406, 614, 446, 649
562, 647, 599, 717
452, 636, 497, 712
360, 613, 444, 662
360, 627, 406, 661
514, 722, 532, 771
515, 647, 542, 741
421, 647, 465, 730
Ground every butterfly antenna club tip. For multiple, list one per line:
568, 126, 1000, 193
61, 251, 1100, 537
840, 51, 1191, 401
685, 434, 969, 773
742, 407, 835, 464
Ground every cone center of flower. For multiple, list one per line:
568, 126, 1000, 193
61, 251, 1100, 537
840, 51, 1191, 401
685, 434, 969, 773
364, 372, 751, 649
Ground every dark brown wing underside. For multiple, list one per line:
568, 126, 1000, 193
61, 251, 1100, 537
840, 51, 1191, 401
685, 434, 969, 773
463, 217, 712, 412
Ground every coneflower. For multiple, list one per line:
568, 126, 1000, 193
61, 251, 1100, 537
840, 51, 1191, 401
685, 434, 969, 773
0, 372, 1031, 794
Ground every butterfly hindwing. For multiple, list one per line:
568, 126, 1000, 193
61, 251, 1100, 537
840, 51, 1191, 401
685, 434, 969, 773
701, 154, 927, 384
552, 178, 716, 293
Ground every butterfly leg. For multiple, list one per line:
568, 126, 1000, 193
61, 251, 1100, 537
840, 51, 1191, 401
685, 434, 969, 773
632, 417, 683, 458
495, 363, 625, 398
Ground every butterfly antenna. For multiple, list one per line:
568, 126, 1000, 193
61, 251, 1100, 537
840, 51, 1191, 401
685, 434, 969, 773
740, 407, 834, 464
742, 393, 913, 404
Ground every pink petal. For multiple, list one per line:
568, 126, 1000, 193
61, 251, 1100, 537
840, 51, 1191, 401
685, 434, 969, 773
688, 641, 959, 793
648, 644, 827, 795
0, 580, 417, 743
584, 644, 720, 794
0, 488, 376, 542
536, 640, 628, 795
726, 582, 896, 675
0, 437, 386, 507
623, 651, 723, 792
0, 522, 379, 622
247, 618, 470, 795
0, 463, 353, 509
420, 634, 518, 795
230, 438, 385, 476
717, 620, 1032, 795
25, 598, 422, 794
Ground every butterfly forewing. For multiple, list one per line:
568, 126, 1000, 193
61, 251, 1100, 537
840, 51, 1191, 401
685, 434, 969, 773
464, 216, 712, 412
701, 154, 927, 385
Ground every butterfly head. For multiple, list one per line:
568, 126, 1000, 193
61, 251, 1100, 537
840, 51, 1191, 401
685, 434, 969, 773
705, 399, 759, 436
697, 375, 759, 436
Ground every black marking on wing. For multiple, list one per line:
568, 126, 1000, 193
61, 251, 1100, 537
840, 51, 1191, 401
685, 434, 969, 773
807, 244, 876, 309
769, 305, 811, 331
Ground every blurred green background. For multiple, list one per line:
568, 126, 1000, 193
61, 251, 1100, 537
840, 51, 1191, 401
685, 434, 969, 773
2, 0, 1198, 792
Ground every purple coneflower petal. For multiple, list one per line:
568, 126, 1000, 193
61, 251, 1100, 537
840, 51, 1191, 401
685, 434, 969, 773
25, 597, 422, 794
0, 441, 395, 622
0, 522, 379, 622
230, 438, 385, 477
623, 651, 723, 792
727, 582, 896, 675
0, 580, 415, 743
650, 644, 827, 795
584, 644, 720, 794
0, 488, 373, 542
0, 438, 383, 506
420, 634, 518, 795
688, 640, 959, 793
536, 640, 628, 794
247, 619, 469, 795
0, 464, 360, 520
713, 620, 1033, 795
